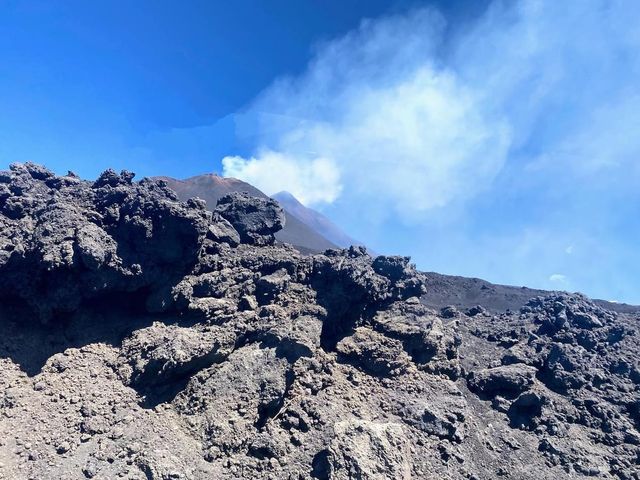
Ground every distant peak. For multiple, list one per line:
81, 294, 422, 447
273, 191, 304, 206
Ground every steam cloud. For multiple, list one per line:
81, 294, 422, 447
222, 0, 640, 302
223, 1, 638, 212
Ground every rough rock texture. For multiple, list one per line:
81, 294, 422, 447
0, 163, 211, 321
214, 192, 285, 246
0, 164, 638, 480
156, 174, 339, 253
468, 364, 537, 398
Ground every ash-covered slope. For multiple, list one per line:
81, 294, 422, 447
420, 271, 639, 316
0, 163, 639, 480
157, 174, 338, 253
271, 191, 363, 249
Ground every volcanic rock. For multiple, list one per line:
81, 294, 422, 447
0, 164, 639, 480
214, 192, 285, 246
468, 364, 537, 398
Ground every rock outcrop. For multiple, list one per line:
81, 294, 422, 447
0, 164, 638, 480
0, 163, 211, 321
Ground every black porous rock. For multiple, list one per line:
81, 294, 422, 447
0, 164, 638, 480
0, 163, 212, 321
215, 192, 285, 245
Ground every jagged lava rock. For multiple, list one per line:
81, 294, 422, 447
214, 192, 285, 246
0, 164, 638, 480
468, 364, 537, 398
0, 163, 212, 321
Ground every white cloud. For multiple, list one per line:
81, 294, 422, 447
549, 273, 568, 284
223, 8, 510, 213
223, 0, 640, 218
222, 151, 341, 205
219, 0, 640, 303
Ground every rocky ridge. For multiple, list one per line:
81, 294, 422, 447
0, 163, 638, 479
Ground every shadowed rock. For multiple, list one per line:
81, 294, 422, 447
215, 192, 285, 246
0, 163, 212, 321
468, 364, 537, 398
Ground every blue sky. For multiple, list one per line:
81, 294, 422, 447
1, 0, 478, 177
1, 1, 639, 304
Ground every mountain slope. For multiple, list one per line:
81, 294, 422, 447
157, 176, 634, 315
156, 174, 337, 253
420, 271, 639, 315
272, 191, 362, 249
